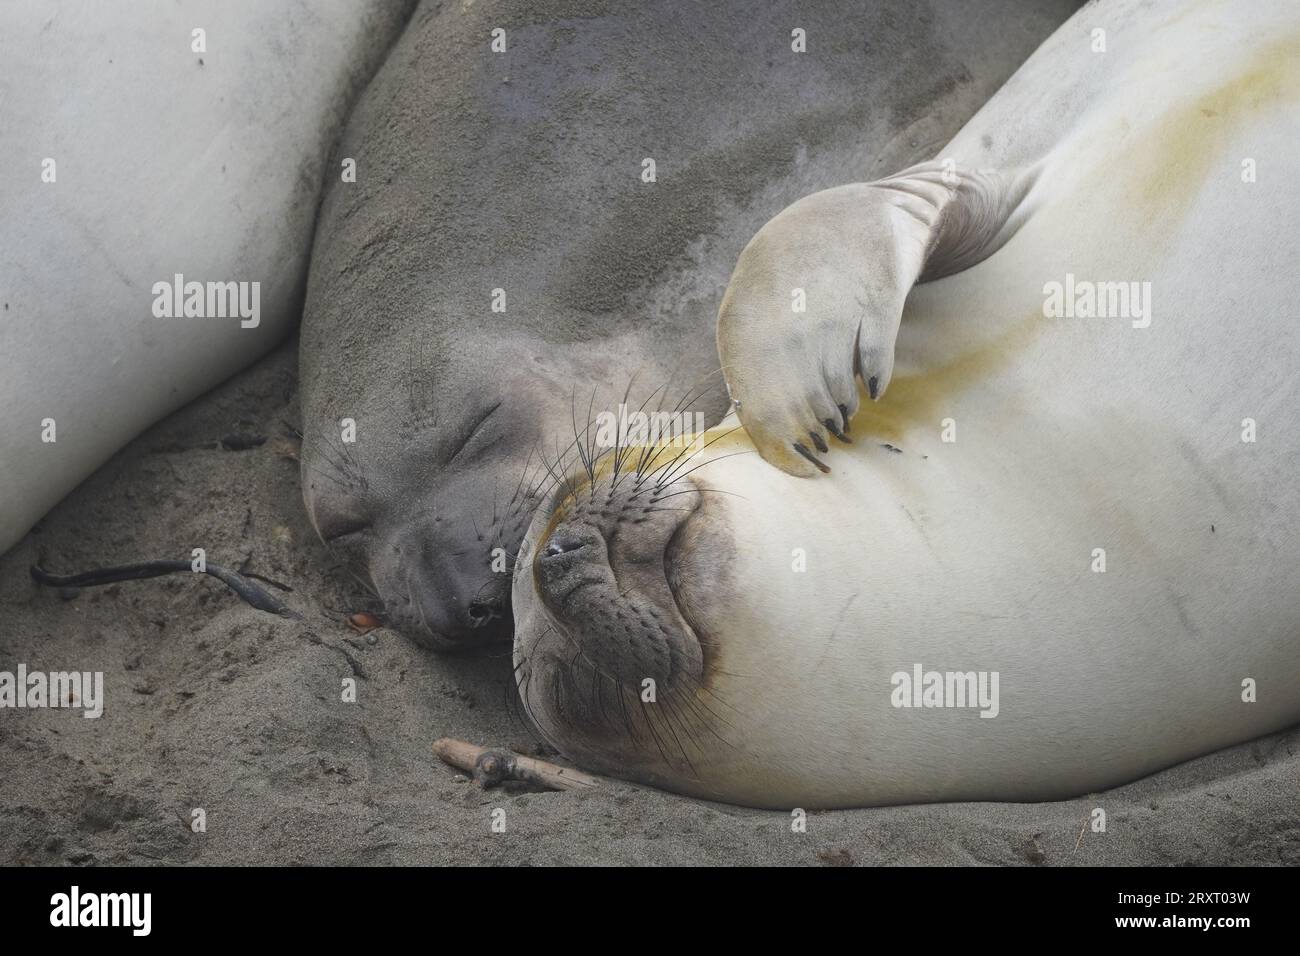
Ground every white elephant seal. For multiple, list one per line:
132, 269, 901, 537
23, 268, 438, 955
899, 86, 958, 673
0, 1, 415, 557
513, 0, 1300, 808
299, 0, 1080, 650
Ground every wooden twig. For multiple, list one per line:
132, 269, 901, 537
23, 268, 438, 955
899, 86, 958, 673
433, 737, 601, 792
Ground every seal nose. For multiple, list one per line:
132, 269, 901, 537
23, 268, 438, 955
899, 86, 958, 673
528, 475, 705, 689
364, 514, 518, 651
466, 598, 499, 623
534, 526, 607, 606
541, 535, 587, 560
531, 475, 701, 611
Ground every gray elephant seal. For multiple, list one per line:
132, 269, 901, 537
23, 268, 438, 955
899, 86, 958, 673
299, 0, 1081, 649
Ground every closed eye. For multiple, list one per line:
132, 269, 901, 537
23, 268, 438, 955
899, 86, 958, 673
322, 524, 369, 544
314, 508, 372, 544
446, 401, 503, 465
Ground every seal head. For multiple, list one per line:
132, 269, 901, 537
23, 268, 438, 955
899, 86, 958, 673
512, 451, 734, 782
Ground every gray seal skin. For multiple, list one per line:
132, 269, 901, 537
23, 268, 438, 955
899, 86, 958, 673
299, 0, 1081, 650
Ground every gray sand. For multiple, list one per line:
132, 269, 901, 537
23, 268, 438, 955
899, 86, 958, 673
1, 342, 1295, 866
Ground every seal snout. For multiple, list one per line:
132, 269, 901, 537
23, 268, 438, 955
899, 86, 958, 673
530, 477, 705, 693
363, 513, 515, 652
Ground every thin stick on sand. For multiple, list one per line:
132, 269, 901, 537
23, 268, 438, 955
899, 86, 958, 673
433, 737, 601, 792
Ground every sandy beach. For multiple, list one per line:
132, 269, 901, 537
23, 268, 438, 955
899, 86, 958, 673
1, 339, 1295, 865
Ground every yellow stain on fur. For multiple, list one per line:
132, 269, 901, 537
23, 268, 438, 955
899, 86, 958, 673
849, 314, 1042, 443
850, 31, 1300, 445
1120, 30, 1300, 228
548, 32, 1300, 485
578, 310, 1042, 465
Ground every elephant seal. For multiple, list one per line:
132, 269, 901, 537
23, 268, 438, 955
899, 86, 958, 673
513, 0, 1300, 808
0, 0, 415, 557
299, 0, 1081, 650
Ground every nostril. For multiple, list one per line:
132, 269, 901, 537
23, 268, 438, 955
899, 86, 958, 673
541, 536, 586, 559
467, 600, 495, 622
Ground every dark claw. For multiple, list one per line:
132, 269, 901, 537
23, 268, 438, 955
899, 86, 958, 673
838, 403, 851, 434
867, 375, 880, 400
809, 430, 829, 454
823, 418, 851, 444
792, 442, 831, 474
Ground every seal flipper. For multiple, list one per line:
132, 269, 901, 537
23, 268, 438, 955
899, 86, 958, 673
715, 160, 1030, 476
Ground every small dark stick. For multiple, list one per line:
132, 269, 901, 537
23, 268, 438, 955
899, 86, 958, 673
433, 737, 601, 791
30, 560, 302, 620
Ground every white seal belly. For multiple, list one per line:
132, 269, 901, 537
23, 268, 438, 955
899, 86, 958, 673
513, 0, 1300, 808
